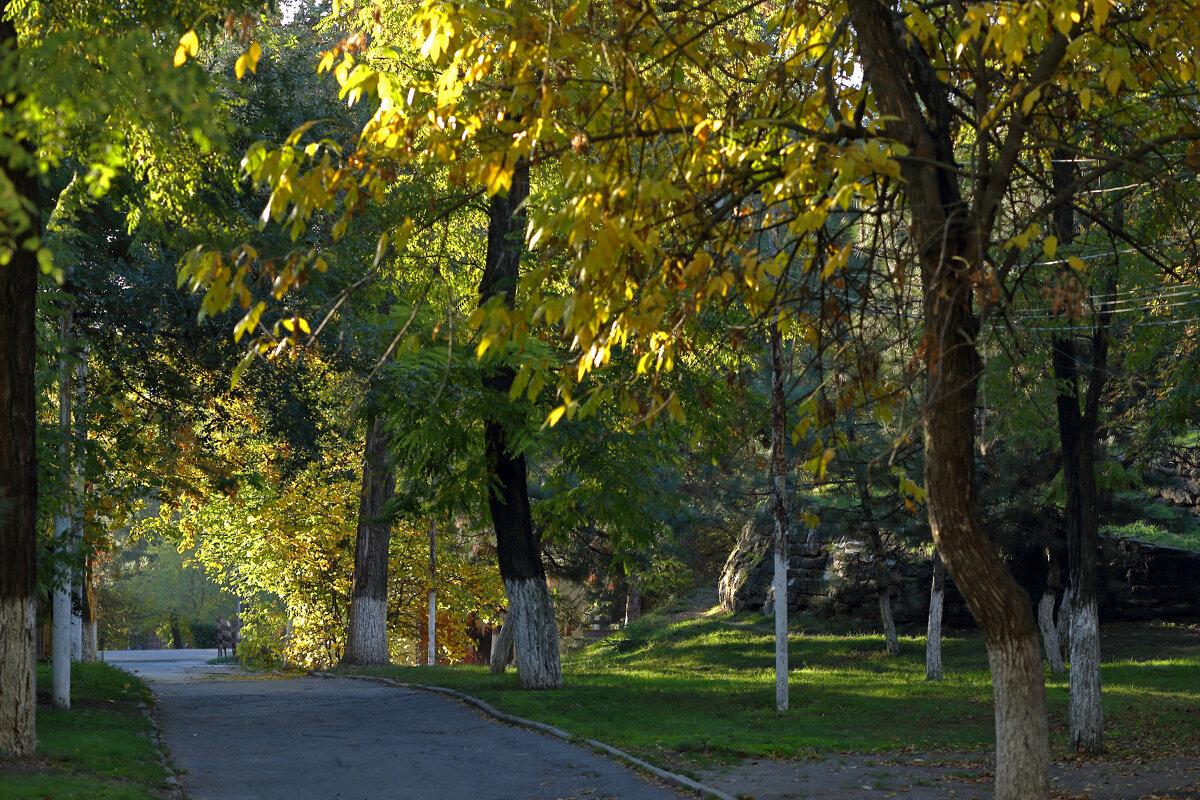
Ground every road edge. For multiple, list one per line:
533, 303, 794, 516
307, 671, 738, 800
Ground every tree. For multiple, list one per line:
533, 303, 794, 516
342, 415, 397, 665
0, 8, 41, 757
478, 159, 562, 689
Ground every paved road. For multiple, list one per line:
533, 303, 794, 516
107, 655, 688, 800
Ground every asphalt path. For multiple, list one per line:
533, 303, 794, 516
105, 653, 689, 800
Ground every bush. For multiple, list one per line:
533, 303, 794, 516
189, 621, 219, 648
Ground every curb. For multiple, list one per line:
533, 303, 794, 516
307, 671, 737, 800
138, 700, 185, 799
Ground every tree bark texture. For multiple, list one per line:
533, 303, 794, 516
341, 416, 396, 666
846, 2, 1053, 796
1053, 337, 1106, 754
1038, 554, 1066, 675
1037, 591, 1066, 675
769, 320, 789, 712
0, 7, 40, 748
926, 551, 945, 680
489, 613, 515, 675
1050, 150, 1109, 756
479, 158, 562, 689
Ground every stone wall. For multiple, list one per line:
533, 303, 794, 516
719, 513, 1200, 627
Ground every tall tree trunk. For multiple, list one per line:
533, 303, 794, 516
1053, 336, 1106, 754
769, 318, 789, 712
1051, 153, 1109, 755
70, 354, 87, 661
479, 158, 561, 690
1, 9, 44, 758
52, 308, 74, 710
427, 518, 436, 666
846, 2, 1054, 795
341, 416, 395, 666
926, 550, 945, 680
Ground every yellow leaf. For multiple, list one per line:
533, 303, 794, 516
1068, 255, 1085, 271
1044, 235, 1058, 258
297, 317, 311, 334
174, 44, 189, 67
546, 405, 567, 427
235, 54, 248, 80
1093, 0, 1109, 32
247, 42, 262, 73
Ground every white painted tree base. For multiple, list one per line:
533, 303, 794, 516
1070, 602, 1104, 753
342, 597, 389, 666
505, 578, 562, 690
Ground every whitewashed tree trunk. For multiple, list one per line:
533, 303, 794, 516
989, 632, 1053, 798
504, 577, 561, 689
341, 417, 394, 667
489, 612, 515, 675
427, 519, 436, 667
1037, 591, 1066, 675
52, 516, 72, 711
769, 319, 789, 712
52, 311, 74, 710
1069, 592, 1103, 752
70, 356, 87, 662
1057, 584, 1072, 661
926, 552, 945, 680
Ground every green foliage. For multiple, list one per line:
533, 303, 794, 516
96, 531, 238, 649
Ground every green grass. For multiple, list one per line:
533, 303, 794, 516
1105, 490, 1200, 551
337, 613, 1200, 770
0, 661, 171, 799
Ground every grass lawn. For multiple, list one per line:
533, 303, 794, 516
0, 661, 171, 799
337, 611, 1200, 770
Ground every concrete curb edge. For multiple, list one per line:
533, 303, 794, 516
307, 670, 737, 800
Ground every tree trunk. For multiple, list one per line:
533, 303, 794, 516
70, 355, 87, 661
1038, 553, 1066, 675
52, 307, 74, 710
1057, 583, 1072, 661
80, 561, 97, 663
489, 612, 515, 675
1053, 338, 1105, 754
427, 518, 436, 666
846, 2, 1053, 795
479, 157, 561, 690
624, 575, 642, 625
341, 416, 395, 666
926, 551, 945, 680
1037, 591, 1066, 675
769, 319, 789, 712
0, 10, 40, 759
864, 527, 900, 657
